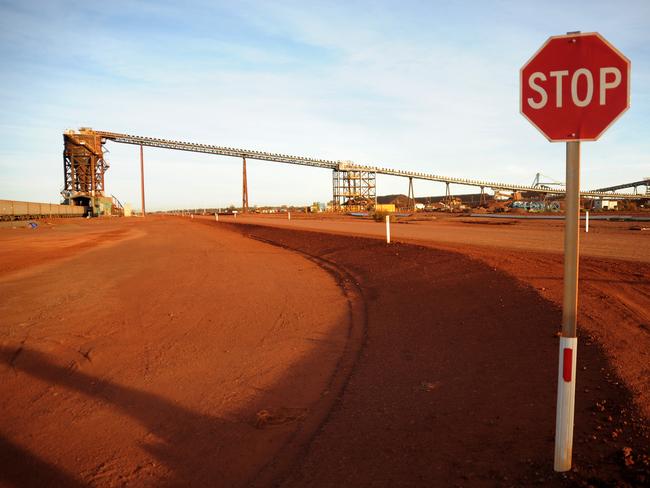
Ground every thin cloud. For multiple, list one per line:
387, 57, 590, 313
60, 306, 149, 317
0, 0, 648, 208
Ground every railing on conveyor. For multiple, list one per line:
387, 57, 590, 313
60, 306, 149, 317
591, 178, 650, 193
96, 131, 339, 170
96, 131, 643, 200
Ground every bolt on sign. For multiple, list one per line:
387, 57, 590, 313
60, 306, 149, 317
519, 32, 630, 473
521, 32, 630, 141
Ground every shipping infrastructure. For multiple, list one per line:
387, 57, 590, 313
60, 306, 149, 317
62, 128, 646, 216
593, 178, 650, 195
5, 4, 650, 486
62, 129, 125, 217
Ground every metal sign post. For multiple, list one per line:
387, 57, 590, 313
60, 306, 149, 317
555, 141, 580, 471
520, 31, 630, 472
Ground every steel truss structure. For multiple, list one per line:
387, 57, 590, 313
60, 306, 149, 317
62, 129, 108, 208
61, 129, 644, 213
95, 130, 339, 170
332, 169, 376, 211
592, 178, 650, 195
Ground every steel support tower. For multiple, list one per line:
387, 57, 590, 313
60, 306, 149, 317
407, 177, 415, 210
332, 169, 376, 211
62, 128, 108, 212
242, 157, 249, 212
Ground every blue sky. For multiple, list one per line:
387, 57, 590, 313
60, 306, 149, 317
0, 0, 648, 210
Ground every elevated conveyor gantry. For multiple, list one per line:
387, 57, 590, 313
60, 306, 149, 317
592, 178, 650, 195
95, 131, 340, 170
65, 129, 643, 212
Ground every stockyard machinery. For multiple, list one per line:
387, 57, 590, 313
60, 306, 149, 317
62, 128, 123, 217
62, 128, 644, 214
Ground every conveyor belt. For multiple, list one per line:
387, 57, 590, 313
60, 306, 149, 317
592, 179, 650, 193
96, 131, 643, 199
96, 131, 339, 170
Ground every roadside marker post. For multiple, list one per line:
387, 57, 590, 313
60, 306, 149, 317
520, 31, 630, 472
215, 213, 219, 222
288, 211, 291, 221
585, 211, 589, 233
386, 215, 391, 244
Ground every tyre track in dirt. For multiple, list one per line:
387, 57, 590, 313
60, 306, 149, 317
241, 232, 368, 487
0, 218, 355, 487
221, 221, 649, 487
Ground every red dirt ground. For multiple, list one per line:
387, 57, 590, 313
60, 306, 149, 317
0, 215, 648, 487
0, 218, 352, 487
227, 213, 650, 263
222, 220, 649, 487
227, 213, 650, 420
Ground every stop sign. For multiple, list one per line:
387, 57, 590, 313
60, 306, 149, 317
520, 32, 630, 141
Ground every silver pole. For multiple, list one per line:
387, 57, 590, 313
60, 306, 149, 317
562, 141, 580, 338
554, 140, 580, 471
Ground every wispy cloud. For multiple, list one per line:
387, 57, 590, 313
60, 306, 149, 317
0, 0, 648, 209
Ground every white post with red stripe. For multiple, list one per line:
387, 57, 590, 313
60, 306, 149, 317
554, 336, 578, 471
385, 215, 391, 244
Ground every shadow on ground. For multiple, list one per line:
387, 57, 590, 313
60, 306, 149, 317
1, 220, 647, 487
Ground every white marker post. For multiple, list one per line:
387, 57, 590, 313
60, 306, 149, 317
385, 215, 391, 244
585, 210, 589, 233
215, 213, 219, 222
191, 214, 194, 220
555, 141, 580, 472
288, 211, 291, 221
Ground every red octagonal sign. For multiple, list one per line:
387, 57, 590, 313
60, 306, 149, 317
520, 32, 630, 142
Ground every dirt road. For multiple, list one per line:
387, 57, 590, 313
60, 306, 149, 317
227, 213, 650, 263
224, 214, 650, 420
1, 216, 647, 486
220, 221, 648, 487
0, 218, 353, 487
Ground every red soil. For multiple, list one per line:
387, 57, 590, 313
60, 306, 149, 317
224, 221, 649, 487
0, 218, 352, 486
0, 216, 648, 487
